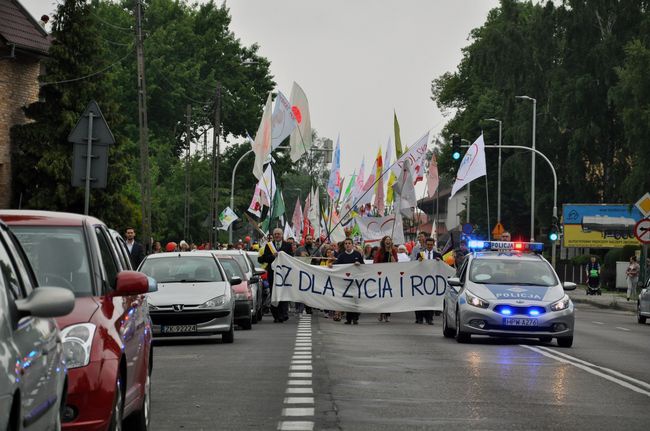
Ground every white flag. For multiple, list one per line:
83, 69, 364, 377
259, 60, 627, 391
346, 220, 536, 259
393, 158, 417, 216
259, 165, 277, 205
252, 93, 273, 179
283, 222, 294, 241
308, 187, 320, 238
355, 213, 405, 245
450, 134, 487, 199
271, 91, 298, 150
289, 82, 313, 161
247, 184, 264, 217
390, 131, 430, 182
218, 207, 239, 230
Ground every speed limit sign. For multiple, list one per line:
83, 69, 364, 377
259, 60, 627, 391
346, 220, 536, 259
634, 218, 650, 244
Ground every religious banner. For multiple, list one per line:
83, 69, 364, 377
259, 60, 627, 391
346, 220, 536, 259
271, 252, 456, 312
355, 213, 406, 245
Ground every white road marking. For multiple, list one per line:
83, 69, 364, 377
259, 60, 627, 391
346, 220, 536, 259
294, 347, 312, 351
286, 387, 313, 394
616, 327, 631, 331
521, 345, 650, 397
288, 380, 312, 386
292, 356, 311, 360
289, 372, 312, 378
284, 397, 314, 404
282, 408, 314, 416
290, 365, 313, 371
277, 421, 314, 430
291, 359, 312, 364
592, 321, 605, 325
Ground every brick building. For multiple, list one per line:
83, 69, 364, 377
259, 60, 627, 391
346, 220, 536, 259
0, 0, 50, 207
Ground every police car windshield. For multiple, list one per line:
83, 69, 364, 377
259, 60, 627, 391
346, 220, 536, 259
469, 258, 558, 287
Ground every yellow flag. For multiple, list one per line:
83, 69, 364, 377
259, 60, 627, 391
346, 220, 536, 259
394, 111, 403, 157
386, 172, 397, 206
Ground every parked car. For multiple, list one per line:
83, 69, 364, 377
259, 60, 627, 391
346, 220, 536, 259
637, 277, 650, 324
215, 255, 253, 330
0, 210, 155, 430
214, 250, 265, 323
139, 251, 236, 343
0, 220, 75, 431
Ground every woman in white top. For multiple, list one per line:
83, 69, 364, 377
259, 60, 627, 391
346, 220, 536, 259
397, 245, 410, 262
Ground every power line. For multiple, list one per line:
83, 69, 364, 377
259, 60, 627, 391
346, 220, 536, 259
39, 47, 134, 86
89, 10, 133, 32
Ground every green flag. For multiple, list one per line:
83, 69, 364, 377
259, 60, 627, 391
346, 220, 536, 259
343, 173, 356, 200
260, 217, 270, 233
394, 111, 403, 157
271, 188, 286, 219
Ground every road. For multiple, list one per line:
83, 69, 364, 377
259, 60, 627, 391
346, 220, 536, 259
150, 305, 650, 430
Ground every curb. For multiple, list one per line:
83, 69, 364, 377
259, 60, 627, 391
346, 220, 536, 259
570, 297, 635, 312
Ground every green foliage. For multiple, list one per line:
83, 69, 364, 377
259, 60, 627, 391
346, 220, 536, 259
571, 254, 592, 266
431, 0, 650, 239
602, 248, 623, 289
11, 0, 140, 228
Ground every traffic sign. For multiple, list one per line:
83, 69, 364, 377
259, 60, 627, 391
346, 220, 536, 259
68, 100, 115, 145
491, 222, 504, 239
635, 193, 650, 217
634, 218, 650, 244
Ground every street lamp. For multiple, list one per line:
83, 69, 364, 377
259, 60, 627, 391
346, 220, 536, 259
515, 95, 537, 241
484, 118, 502, 230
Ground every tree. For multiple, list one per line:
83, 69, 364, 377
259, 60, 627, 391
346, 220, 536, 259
11, 0, 140, 228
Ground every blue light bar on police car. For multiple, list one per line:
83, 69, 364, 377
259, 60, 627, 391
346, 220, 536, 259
468, 241, 544, 253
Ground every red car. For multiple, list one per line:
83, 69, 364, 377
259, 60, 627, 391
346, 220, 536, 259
0, 210, 154, 430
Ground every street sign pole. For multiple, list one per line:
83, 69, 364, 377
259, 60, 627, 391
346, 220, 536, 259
84, 112, 95, 215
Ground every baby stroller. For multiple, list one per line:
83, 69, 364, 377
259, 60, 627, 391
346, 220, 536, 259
586, 268, 601, 295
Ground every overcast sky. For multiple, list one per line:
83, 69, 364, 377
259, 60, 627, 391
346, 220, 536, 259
21, 0, 499, 179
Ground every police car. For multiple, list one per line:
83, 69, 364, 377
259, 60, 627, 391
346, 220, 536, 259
442, 241, 577, 347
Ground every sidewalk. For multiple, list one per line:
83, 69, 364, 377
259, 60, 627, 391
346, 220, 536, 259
566, 286, 637, 312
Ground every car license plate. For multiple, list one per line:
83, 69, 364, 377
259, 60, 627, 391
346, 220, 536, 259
162, 325, 197, 333
503, 318, 538, 326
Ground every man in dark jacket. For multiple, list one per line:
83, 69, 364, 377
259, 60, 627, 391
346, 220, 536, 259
259, 228, 293, 322
125, 227, 145, 269
333, 238, 364, 324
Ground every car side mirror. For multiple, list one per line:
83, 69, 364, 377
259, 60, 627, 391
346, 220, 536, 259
562, 281, 577, 291
448, 277, 462, 287
146, 276, 158, 293
16, 287, 75, 318
249, 276, 260, 284
254, 268, 266, 276
229, 276, 242, 286
114, 271, 149, 296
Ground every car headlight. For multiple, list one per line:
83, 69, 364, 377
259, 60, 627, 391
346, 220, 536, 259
198, 295, 226, 308
550, 294, 571, 311
466, 291, 489, 309
61, 323, 96, 369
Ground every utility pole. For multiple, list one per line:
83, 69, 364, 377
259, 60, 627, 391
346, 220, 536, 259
135, 0, 151, 252
210, 84, 222, 248
184, 104, 191, 241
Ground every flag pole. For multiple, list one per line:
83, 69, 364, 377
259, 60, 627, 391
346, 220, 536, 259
485, 175, 491, 240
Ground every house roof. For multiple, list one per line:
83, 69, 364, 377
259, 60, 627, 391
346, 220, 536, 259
0, 0, 50, 55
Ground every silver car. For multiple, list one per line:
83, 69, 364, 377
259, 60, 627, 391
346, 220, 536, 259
139, 252, 237, 343
0, 222, 75, 430
442, 242, 577, 347
637, 277, 650, 324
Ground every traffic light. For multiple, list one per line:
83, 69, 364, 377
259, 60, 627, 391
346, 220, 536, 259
452, 134, 461, 161
548, 217, 559, 242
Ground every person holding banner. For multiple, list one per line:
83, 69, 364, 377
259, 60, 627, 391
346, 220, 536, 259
414, 237, 443, 325
374, 235, 398, 322
333, 238, 365, 325
259, 228, 294, 322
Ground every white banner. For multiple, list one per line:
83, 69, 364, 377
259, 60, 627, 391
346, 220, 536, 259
355, 213, 405, 245
450, 133, 487, 198
271, 91, 297, 150
271, 252, 456, 312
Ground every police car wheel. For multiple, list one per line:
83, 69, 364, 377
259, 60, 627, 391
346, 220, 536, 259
557, 336, 573, 348
455, 309, 471, 343
442, 307, 455, 338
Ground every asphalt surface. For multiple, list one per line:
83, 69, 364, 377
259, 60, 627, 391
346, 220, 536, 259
150, 304, 650, 430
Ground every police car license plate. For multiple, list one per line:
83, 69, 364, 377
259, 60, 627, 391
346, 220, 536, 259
503, 318, 538, 326
162, 324, 197, 333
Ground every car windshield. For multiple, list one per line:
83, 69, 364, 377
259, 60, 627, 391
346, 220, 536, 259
140, 256, 224, 283
219, 259, 245, 279
248, 253, 261, 267
232, 255, 249, 274
469, 258, 558, 287
12, 226, 94, 296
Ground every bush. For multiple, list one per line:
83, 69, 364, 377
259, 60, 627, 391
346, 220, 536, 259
602, 248, 624, 290
571, 254, 592, 265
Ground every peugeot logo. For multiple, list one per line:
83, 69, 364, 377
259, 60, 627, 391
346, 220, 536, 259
173, 304, 184, 312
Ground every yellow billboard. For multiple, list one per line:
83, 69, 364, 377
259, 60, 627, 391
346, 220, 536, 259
562, 204, 643, 248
